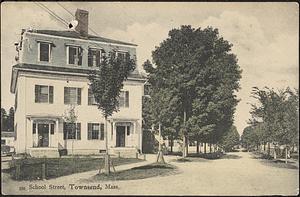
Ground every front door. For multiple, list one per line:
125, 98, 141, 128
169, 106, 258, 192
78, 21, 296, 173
116, 126, 125, 147
38, 124, 49, 147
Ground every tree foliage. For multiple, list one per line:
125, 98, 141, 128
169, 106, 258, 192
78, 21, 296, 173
220, 126, 240, 152
1, 107, 14, 132
88, 53, 135, 118
247, 87, 299, 149
144, 25, 242, 152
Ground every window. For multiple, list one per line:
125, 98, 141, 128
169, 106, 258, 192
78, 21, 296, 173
67, 46, 82, 65
63, 122, 81, 140
39, 42, 51, 62
88, 88, 97, 105
116, 51, 128, 61
35, 85, 53, 103
87, 123, 104, 140
118, 91, 129, 108
88, 48, 103, 67
64, 87, 81, 105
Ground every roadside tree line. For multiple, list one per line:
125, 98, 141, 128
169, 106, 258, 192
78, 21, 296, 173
241, 87, 299, 159
142, 25, 242, 157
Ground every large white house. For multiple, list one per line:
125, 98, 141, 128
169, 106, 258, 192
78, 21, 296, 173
10, 9, 145, 157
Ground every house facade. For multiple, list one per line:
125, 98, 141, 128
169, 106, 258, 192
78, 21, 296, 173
10, 9, 145, 157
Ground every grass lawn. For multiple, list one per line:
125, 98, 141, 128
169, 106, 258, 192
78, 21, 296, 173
88, 163, 178, 182
6, 157, 142, 180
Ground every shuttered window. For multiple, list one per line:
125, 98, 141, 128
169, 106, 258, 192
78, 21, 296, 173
88, 123, 104, 140
88, 49, 102, 67
68, 46, 82, 65
39, 42, 51, 62
88, 88, 97, 105
64, 87, 81, 105
63, 122, 81, 140
118, 91, 129, 108
35, 85, 54, 103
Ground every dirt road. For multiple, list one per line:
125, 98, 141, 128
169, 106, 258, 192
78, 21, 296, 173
2, 152, 298, 195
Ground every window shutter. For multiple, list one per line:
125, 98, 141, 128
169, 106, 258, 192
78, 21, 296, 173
35, 85, 40, 103
76, 123, 81, 140
33, 123, 36, 134
64, 87, 69, 104
78, 48, 83, 66
100, 123, 104, 140
88, 123, 92, 140
96, 50, 101, 66
49, 86, 53, 103
88, 89, 92, 105
63, 122, 66, 140
77, 88, 81, 105
88, 49, 93, 67
125, 91, 129, 107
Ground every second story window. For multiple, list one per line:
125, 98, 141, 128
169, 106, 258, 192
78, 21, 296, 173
88, 88, 97, 105
88, 48, 103, 67
35, 85, 53, 103
64, 87, 81, 105
38, 42, 51, 62
67, 46, 82, 65
118, 91, 129, 108
116, 51, 128, 61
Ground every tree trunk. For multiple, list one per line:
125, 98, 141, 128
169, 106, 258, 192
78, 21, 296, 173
182, 109, 187, 158
196, 140, 199, 154
267, 142, 270, 157
199, 142, 202, 153
204, 142, 206, 154
157, 123, 165, 163
209, 143, 212, 153
263, 143, 266, 152
170, 137, 173, 153
285, 146, 288, 164
186, 136, 189, 156
104, 116, 110, 175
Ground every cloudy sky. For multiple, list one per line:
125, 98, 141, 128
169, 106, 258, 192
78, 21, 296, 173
1, 2, 298, 135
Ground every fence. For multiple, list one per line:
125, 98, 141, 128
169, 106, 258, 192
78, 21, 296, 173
9, 154, 144, 180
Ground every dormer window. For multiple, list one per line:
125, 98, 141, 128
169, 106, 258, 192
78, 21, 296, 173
116, 50, 128, 61
67, 45, 82, 66
38, 41, 51, 62
88, 48, 103, 67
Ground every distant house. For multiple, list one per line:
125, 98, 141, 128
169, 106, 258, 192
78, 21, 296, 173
1, 131, 15, 147
10, 9, 145, 157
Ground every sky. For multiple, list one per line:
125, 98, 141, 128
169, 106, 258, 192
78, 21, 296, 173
1, 2, 299, 135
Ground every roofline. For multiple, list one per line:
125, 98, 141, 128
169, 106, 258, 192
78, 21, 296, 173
25, 31, 138, 48
10, 64, 146, 93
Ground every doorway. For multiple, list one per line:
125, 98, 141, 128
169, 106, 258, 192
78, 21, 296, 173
38, 124, 49, 147
116, 126, 125, 147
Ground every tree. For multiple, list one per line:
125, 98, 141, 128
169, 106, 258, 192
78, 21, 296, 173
249, 87, 299, 160
220, 126, 240, 152
145, 25, 242, 157
241, 126, 259, 151
88, 52, 135, 174
62, 105, 78, 155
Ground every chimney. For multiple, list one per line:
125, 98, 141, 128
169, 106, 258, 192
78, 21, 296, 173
75, 9, 89, 37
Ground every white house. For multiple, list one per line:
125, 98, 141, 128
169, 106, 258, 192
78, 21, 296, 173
1, 131, 15, 147
10, 9, 146, 157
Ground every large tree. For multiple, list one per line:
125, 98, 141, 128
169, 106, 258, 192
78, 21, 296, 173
220, 126, 240, 152
1, 108, 8, 131
145, 25, 242, 157
88, 52, 135, 174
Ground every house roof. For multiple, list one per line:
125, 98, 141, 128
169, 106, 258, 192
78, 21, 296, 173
26, 30, 137, 47
1, 132, 15, 138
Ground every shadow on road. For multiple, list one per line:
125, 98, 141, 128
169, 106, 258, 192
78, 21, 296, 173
220, 154, 242, 159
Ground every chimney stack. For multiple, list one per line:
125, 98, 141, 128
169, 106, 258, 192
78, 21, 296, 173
75, 9, 89, 37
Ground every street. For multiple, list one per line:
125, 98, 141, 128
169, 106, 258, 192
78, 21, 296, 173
2, 151, 299, 195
